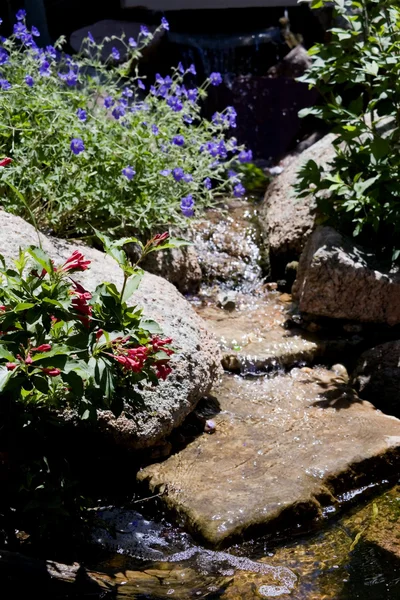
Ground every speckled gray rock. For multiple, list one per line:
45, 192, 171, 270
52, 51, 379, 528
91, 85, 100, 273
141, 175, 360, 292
141, 245, 202, 294
353, 341, 400, 418
293, 226, 400, 325
0, 210, 221, 449
259, 133, 336, 269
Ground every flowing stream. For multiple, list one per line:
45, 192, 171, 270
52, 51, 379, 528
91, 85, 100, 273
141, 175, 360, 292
89, 202, 400, 599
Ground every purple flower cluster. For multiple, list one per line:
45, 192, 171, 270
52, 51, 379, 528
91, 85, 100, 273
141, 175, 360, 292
76, 108, 87, 121
238, 149, 253, 163
233, 182, 246, 197
172, 135, 184, 146
209, 72, 222, 86
25, 75, 34, 87
0, 78, 11, 90
58, 68, 78, 86
0, 48, 9, 65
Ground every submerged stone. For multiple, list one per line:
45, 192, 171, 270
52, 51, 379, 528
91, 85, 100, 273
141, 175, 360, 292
138, 369, 400, 546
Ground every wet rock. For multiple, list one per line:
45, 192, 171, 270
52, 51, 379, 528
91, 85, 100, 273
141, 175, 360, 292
268, 45, 312, 79
217, 290, 237, 312
0, 210, 221, 449
141, 245, 202, 294
293, 227, 400, 326
204, 419, 216, 434
352, 341, 400, 418
194, 291, 325, 374
259, 133, 336, 276
138, 368, 400, 546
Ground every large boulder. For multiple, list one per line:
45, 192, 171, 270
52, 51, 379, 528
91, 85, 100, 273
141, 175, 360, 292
352, 341, 400, 418
292, 226, 400, 325
0, 210, 221, 449
259, 133, 336, 275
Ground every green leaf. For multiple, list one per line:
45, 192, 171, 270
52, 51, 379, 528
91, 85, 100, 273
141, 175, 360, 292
122, 273, 143, 302
0, 345, 16, 361
139, 318, 163, 334
0, 367, 12, 392
27, 247, 54, 276
14, 302, 35, 312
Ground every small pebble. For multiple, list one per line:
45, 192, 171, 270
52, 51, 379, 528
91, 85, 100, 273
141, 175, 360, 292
204, 419, 216, 434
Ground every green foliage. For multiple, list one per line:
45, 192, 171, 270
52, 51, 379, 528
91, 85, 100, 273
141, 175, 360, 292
235, 161, 271, 196
0, 16, 248, 239
295, 0, 400, 260
0, 236, 175, 546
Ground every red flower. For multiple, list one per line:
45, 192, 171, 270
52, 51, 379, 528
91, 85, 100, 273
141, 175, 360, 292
60, 250, 91, 273
42, 367, 61, 377
0, 158, 12, 168
25, 355, 33, 365
153, 232, 169, 246
71, 281, 92, 327
32, 344, 52, 352
112, 354, 142, 372
95, 329, 103, 340
156, 363, 172, 380
6, 362, 17, 371
0, 306, 6, 312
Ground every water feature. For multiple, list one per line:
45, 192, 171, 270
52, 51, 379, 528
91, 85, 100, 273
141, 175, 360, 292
86, 201, 400, 599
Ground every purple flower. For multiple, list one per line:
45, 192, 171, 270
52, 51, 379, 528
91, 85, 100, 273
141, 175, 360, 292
173, 135, 185, 146
0, 48, 9, 65
46, 45, 56, 60
204, 177, 212, 190
138, 79, 145, 90
167, 96, 183, 112
25, 75, 34, 87
150, 85, 157, 96
31, 26, 40, 37
183, 114, 193, 125
206, 141, 219, 157
188, 64, 196, 75
172, 167, 184, 182
218, 140, 227, 158
152, 124, 159, 135
187, 88, 198, 103
77, 108, 87, 121
128, 37, 137, 48
233, 182, 246, 197
140, 25, 150, 37
13, 22, 27, 39
238, 149, 253, 163
212, 112, 225, 126
178, 62, 185, 74
226, 106, 237, 128
112, 105, 125, 120
210, 72, 222, 86
161, 17, 169, 30
181, 194, 195, 217
58, 70, 78, 86
122, 166, 136, 180
111, 47, 120, 60
183, 173, 193, 183
16, 9, 26, 20
228, 169, 239, 182
0, 18, 3, 26
70, 138, 85, 155
88, 31, 95, 43
0, 79, 11, 90
104, 96, 114, 108
39, 60, 51, 77
123, 87, 133, 98
160, 169, 171, 176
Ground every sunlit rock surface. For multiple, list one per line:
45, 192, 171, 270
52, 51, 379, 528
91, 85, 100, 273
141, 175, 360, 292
138, 369, 400, 546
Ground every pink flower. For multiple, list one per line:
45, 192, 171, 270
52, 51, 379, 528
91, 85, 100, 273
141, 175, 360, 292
95, 329, 103, 340
156, 363, 172, 380
0, 158, 12, 167
153, 232, 169, 246
25, 355, 33, 365
42, 367, 61, 377
0, 306, 6, 311
60, 250, 91, 273
71, 281, 92, 326
32, 344, 52, 352
6, 362, 17, 371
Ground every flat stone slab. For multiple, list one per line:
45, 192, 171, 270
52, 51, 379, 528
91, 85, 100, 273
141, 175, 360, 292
194, 292, 324, 373
138, 369, 400, 546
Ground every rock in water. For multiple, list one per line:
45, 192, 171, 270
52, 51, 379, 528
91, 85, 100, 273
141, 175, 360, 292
138, 368, 400, 546
293, 226, 400, 325
259, 134, 336, 276
0, 210, 221, 449
353, 341, 400, 418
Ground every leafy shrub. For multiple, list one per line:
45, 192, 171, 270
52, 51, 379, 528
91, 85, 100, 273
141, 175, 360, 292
296, 0, 400, 260
0, 231, 177, 547
0, 11, 250, 240
0, 233, 175, 418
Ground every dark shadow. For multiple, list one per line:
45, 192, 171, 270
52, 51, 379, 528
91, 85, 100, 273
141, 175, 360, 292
336, 540, 400, 600
310, 378, 364, 410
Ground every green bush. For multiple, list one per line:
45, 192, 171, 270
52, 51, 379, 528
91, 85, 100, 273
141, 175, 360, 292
0, 12, 249, 240
0, 232, 177, 547
296, 0, 400, 261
